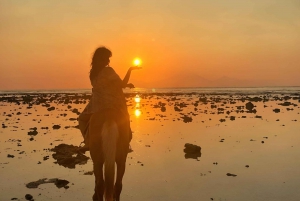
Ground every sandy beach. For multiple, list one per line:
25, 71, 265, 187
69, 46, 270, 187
1, 91, 300, 201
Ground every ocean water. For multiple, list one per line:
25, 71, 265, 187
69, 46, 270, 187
0, 86, 300, 200
1, 86, 300, 95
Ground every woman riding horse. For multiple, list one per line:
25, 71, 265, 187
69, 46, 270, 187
78, 46, 140, 200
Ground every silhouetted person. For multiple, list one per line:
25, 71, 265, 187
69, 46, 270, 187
78, 46, 140, 152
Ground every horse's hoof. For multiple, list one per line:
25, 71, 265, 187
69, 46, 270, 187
92, 193, 98, 200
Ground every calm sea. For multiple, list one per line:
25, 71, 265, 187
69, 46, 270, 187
0, 86, 300, 95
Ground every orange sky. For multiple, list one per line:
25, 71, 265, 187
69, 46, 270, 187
0, 0, 299, 90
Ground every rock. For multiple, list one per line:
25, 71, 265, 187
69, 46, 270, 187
47, 106, 55, 111
84, 171, 94, 175
278, 102, 292, 106
181, 115, 193, 123
28, 130, 38, 136
26, 178, 70, 189
245, 102, 254, 111
219, 119, 226, 122
184, 143, 201, 160
226, 173, 237, 177
52, 125, 61, 129
174, 106, 182, 112
7, 154, 15, 158
51, 144, 89, 168
273, 108, 280, 113
55, 179, 69, 188
25, 194, 33, 200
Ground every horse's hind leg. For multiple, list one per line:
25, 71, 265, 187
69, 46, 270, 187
90, 114, 105, 201
114, 160, 125, 201
92, 150, 105, 201
114, 146, 128, 201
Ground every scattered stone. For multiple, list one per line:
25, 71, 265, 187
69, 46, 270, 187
226, 173, 237, 177
25, 194, 33, 200
7, 154, 15, 158
43, 156, 49, 161
278, 102, 292, 106
184, 143, 201, 160
52, 125, 61, 129
245, 102, 254, 111
47, 106, 55, 111
84, 171, 94, 175
26, 178, 69, 189
51, 144, 89, 168
181, 115, 193, 123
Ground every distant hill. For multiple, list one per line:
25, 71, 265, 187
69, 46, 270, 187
131, 73, 295, 88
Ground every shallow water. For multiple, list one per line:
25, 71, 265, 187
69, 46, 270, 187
0, 93, 299, 200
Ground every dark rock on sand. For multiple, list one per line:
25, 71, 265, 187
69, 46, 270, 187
47, 106, 55, 111
55, 179, 69, 188
245, 102, 255, 112
174, 106, 182, 112
28, 127, 38, 136
52, 125, 61, 129
273, 108, 280, 113
84, 171, 94, 175
51, 144, 89, 168
7, 154, 15, 158
278, 102, 292, 106
26, 178, 69, 189
226, 173, 237, 177
71, 108, 80, 115
184, 143, 201, 160
25, 194, 33, 200
181, 115, 193, 123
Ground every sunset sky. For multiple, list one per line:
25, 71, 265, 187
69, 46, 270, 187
0, 0, 299, 90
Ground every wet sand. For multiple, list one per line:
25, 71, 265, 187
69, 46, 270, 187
0, 92, 300, 201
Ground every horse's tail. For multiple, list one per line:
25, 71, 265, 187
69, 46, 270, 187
101, 120, 118, 200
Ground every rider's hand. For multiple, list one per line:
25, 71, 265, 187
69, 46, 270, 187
127, 83, 135, 88
129, 66, 142, 71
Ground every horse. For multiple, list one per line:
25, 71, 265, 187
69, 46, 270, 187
89, 110, 130, 201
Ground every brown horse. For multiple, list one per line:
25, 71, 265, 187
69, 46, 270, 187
89, 111, 130, 201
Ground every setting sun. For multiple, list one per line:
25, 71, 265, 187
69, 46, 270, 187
133, 58, 142, 66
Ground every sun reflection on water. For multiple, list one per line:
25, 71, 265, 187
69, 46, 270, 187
135, 109, 141, 117
134, 94, 141, 103
134, 94, 142, 117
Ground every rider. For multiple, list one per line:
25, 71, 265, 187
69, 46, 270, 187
78, 46, 141, 151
